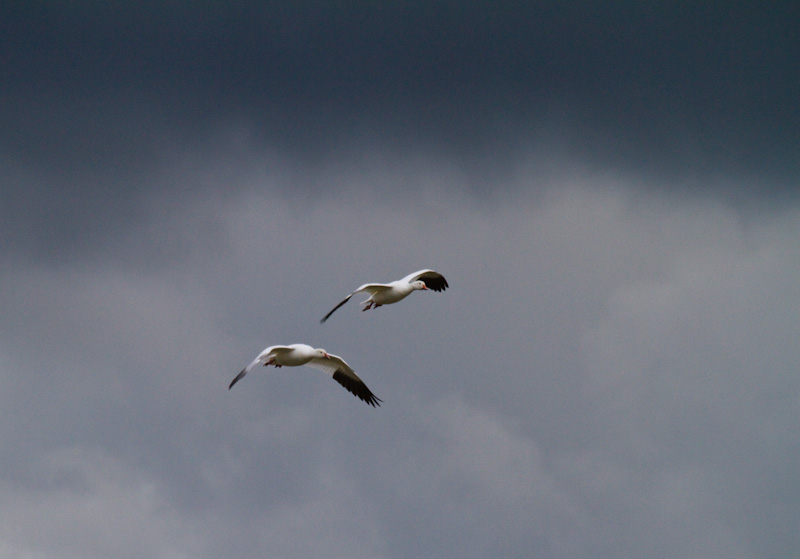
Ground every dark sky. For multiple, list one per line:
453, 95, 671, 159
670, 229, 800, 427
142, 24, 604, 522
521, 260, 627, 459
2, 4, 799, 558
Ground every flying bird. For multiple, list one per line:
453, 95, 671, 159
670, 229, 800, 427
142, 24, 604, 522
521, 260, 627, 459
321, 269, 449, 323
228, 343, 381, 407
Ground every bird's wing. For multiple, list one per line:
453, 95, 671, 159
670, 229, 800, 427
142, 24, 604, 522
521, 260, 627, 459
228, 345, 292, 389
320, 283, 390, 323
401, 269, 449, 292
263, 345, 294, 356
228, 367, 250, 390
306, 354, 382, 407
320, 293, 353, 323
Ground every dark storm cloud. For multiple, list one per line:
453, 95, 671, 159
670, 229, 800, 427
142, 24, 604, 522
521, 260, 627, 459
3, 2, 798, 175
3, 3, 798, 266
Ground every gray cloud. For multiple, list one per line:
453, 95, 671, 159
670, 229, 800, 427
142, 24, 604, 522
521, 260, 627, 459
3, 173, 798, 557
2, 4, 799, 558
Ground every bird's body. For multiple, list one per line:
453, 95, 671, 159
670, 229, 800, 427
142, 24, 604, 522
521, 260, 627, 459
321, 269, 449, 323
229, 343, 381, 407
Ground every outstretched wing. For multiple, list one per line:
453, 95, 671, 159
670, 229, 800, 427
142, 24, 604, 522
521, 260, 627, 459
320, 283, 390, 323
306, 354, 382, 407
228, 345, 292, 389
320, 293, 354, 323
401, 269, 449, 292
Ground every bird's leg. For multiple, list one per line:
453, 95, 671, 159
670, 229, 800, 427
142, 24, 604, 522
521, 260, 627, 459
362, 301, 374, 311
263, 357, 276, 367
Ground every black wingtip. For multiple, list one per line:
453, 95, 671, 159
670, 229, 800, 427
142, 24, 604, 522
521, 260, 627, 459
332, 369, 382, 407
420, 273, 449, 293
320, 309, 335, 323
228, 368, 247, 390
361, 392, 383, 407
320, 295, 352, 324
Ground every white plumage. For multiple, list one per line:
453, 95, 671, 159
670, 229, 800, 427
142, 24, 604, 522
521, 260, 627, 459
229, 343, 381, 407
321, 269, 449, 323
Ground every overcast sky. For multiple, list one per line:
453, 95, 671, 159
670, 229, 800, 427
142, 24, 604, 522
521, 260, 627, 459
2, 4, 799, 558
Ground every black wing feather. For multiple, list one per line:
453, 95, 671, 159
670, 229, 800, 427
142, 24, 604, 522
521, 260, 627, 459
320, 294, 353, 323
418, 272, 449, 292
332, 369, 382, 407
228, 368, 247, 390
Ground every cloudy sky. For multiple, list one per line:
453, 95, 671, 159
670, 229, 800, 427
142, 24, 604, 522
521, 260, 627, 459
2, 3, 799, 558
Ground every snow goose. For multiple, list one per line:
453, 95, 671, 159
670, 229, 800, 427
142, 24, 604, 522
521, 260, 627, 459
229, 343, 381, 407
321, 269, 449, 323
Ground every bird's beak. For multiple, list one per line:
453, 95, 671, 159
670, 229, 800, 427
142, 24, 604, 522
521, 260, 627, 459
422, 284, 429, 290
323, 352, 331, 359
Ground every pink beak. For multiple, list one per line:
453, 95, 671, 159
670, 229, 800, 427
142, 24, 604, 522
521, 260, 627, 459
323, 352, 331, 359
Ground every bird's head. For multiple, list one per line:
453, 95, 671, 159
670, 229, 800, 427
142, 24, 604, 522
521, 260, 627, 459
411, 280, 429, 291
315, 348, 331, 359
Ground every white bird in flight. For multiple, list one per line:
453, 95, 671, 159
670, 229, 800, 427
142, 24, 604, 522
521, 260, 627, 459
228, 343, 381, 407
320, 269, 449, 323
